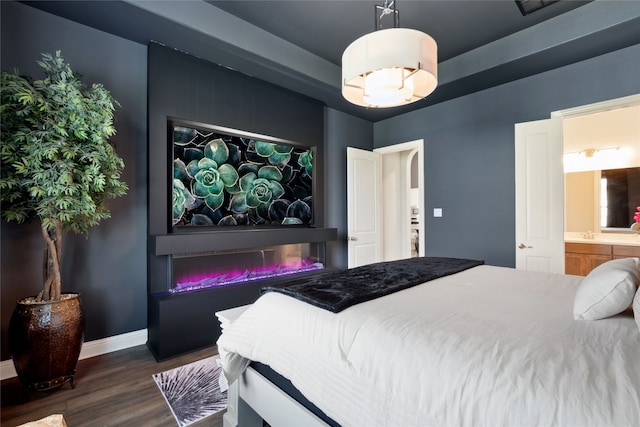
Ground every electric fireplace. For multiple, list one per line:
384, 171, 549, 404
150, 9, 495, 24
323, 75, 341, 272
147, 227, 336, 360
146, 46, 334, 361
171, 243, 325, 293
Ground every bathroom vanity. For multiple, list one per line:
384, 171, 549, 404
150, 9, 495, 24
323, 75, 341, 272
564, 233, 640, 276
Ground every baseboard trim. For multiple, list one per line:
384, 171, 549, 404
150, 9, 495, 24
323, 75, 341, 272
1, 329, 148, 381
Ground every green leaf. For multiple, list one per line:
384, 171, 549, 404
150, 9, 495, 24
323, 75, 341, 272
254, 141, 275, 157
267, 152, 291, 167
282, 217, 303, 225
240, 172, 256, 192
192, 180, 210, 198
230, 192, 248, 213
217, 215, 237, 226
174, 159, 188, 180
218, 163, 239, 188
197, 157, 218, 170
204, 138, 229, 165
238, 163, 259, 176
257, 165, 282, 181
268, 181, 285, 199
204, 192, 224, 211
246, 190, 262, 208
274, 144, 294, 154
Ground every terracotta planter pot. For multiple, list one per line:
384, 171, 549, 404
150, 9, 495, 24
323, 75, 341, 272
8, 293, 85, 393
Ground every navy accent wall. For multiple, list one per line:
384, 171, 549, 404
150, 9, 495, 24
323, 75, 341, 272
374, 44, 640, 267
147, 43, 325, 239
147, 43, 326, 294
146, 44, 327, 359
0, 1, 148, 360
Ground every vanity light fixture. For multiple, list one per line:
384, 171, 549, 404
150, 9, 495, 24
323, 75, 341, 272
341, 0, 438, 108
572, 147, 621, 158
563, 147, 626, 173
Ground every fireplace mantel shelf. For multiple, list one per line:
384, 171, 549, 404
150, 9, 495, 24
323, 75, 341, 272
151, 227, 338, 256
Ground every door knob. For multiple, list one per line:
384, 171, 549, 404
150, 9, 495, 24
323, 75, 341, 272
518, 243, 532, 249
347, 236, 357, 241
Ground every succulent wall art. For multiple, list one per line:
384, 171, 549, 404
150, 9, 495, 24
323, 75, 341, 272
172, 124, 313, 227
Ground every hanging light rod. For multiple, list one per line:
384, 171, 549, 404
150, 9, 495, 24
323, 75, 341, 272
341, 0, 438, 109
375, 0, 399, 30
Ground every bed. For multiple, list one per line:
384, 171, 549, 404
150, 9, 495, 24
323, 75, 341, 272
216, 257, 640, 427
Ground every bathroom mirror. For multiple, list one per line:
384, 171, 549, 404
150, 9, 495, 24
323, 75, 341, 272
565, 167, 640, 233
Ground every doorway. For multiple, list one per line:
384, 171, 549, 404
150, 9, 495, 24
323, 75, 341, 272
514, 94, 640, 272
347, 140, 425, 267
377, 140, 425, 262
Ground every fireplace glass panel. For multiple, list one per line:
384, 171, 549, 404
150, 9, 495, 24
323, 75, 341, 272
171, 243, 325, 293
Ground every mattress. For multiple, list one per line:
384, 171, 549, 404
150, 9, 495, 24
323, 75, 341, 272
217, 265, 640, 427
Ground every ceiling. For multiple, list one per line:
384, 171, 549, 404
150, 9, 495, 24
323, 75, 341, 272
19, 0, 640, 121
564, 104, 640, 154
208, 1, 589, 66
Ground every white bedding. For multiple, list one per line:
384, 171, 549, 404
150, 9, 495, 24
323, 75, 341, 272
217, 265, 640, 427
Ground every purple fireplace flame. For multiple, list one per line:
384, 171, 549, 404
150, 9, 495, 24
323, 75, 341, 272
171, 259, 324, 293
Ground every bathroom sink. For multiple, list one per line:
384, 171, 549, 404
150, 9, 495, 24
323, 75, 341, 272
564, 232, 640, 245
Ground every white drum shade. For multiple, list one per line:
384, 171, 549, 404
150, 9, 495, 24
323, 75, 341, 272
342, 28, 438, 108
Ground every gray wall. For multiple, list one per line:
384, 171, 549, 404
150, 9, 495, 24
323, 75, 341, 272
0, 2, 148, 360
374, 44, 640, 267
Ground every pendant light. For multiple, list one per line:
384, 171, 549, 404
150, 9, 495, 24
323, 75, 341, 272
341, 1, 438, 108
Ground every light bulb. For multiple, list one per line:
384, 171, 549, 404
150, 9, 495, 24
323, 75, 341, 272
363, 68, 414, 107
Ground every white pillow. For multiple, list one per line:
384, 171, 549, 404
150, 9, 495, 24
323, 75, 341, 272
634, 287, 640, 332
573, 257, 640, 320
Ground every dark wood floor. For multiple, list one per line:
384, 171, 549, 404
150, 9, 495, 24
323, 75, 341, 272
1, 345, 224, 427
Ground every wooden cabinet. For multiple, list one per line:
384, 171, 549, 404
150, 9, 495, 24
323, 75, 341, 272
565, 243, 640, 276
565, 243, 611, 276
613, 245, 640, 259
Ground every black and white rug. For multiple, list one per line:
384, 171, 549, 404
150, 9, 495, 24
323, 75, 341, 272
153, 356, 227, 427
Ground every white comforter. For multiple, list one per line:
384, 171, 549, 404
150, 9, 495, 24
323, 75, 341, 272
217, 265, 640, 427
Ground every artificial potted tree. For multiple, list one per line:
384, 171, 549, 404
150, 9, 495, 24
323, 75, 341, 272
1, 51, 128, 393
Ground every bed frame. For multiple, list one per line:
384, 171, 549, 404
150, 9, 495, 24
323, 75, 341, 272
224, 365, 329, 427
217, 305, 329, 427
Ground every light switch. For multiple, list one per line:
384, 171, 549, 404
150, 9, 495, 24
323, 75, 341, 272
433, 208, 443, 217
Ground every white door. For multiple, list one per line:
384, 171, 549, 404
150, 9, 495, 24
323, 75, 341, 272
515, 118, 564, 273
347, 147, 382, 268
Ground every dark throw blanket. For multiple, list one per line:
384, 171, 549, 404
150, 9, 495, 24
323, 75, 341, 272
261, 257, 484, 313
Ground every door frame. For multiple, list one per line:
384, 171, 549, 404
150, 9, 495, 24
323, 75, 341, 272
552, 94, 640, 240
550, 94, 640, 120
375, 139, 425, 259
